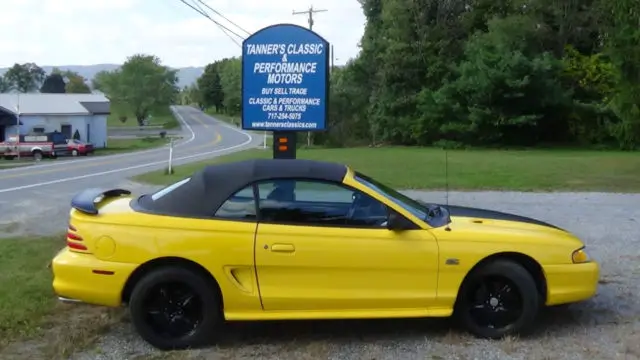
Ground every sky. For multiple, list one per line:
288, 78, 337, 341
0, 0, 366, 68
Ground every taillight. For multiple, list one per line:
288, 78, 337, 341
67, 241, 88, 251
67, 231, 82, 241
66, 225, 89, 252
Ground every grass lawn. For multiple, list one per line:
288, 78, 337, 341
133, 146, 640, 192
107, 107, 179, 129
0, 235, 123, 357
97, 136, 173, 155
0, 162, 35, 170
0, 235, 65, 345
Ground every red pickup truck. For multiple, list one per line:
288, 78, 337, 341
0, 132, 67, 160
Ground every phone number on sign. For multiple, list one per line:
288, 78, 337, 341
267, 112, 302, 120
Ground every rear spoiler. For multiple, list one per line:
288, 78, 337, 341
70, 188, 131, 215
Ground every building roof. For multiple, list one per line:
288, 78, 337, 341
0, 93, 110, 116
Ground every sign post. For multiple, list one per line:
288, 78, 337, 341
241, 23, 330, 159
167, 138, 174, 174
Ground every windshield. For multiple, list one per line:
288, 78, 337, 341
353, 172, 431, 221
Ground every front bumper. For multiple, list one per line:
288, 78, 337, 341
52, 248, 137, 307
544, 261, 600, 306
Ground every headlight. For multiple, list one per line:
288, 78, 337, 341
572, 247, 591, 263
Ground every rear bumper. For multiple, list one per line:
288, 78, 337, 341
544, 261, 600, 306
51, 248, 137, 307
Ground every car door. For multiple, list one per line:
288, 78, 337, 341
253, 179, 439, 312
191, 184, 263, 314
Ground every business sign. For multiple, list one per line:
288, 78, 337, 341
241, 23, 330, 131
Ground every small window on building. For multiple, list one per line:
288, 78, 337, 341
33, 127, 45, 133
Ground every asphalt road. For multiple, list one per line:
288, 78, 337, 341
0, 105, 263, 237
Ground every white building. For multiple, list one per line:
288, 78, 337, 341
0, 93, 110, 148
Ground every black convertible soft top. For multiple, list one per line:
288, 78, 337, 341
134, 158, 348, 217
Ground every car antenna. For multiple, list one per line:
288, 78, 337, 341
444, 145, 452, 231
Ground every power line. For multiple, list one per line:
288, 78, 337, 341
176, 0, 244, 47
181, 0, 243, 45
189, 0, 242, 47
193, 0, 251, 36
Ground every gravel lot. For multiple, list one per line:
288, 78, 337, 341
6, 189, 640, 359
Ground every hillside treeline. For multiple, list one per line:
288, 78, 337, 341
188, 0, 640, 149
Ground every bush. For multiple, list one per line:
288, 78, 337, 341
119, 115, 127, 124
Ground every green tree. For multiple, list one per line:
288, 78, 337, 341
561, 45, 617, 144
217, 57, 242, 115
92, 70, 118, 93
420, 16, 569, 146
40, 73, 66, 93
186, 83, 203, 107
95, 54, 179, 125
600, 0, 640, 149
197, 63, 224, 111
315, 60, 374, 147
65, 74, 91, 93
50, 68, 92, 93
3, 63, 46, 92
0, 75, 11, 93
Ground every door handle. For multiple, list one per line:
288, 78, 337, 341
270, 243, 295, 253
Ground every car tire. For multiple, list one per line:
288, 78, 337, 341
32, 150, 43, 161
455, 259, 540, 339
128, 266, 222, 350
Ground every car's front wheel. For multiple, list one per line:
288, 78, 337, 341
455, 259, 541, 339
129, 266, 222, 350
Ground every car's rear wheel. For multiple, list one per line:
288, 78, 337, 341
129, 266, 222, 350
455, 260, 540, 339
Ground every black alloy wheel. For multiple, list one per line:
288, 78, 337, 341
129, 266, 222, 350
143, 282, 204, 339
467, 276, 523, 331
456, 260, 541, 339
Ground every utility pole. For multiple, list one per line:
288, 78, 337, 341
293, 5, 327, 31
293, 5, 327, 148
15, 93, 20, 160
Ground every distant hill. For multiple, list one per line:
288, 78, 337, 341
0, 64, 204, 89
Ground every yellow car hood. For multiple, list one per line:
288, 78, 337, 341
445, 204, 565, 232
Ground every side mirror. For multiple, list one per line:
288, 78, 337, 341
387, 210, 414, 231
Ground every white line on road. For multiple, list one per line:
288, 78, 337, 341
0, 126, 254, 194
0, 106, 198, 173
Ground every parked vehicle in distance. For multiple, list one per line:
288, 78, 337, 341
51, 159, 600, 350
0, 131, 68, 160
65, 139, 95, 156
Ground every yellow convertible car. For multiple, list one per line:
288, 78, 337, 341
51, 158, 599, 350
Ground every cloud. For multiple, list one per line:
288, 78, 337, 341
0, 0, 366, 68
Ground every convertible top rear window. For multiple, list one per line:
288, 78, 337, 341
151, 177, 191, 201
